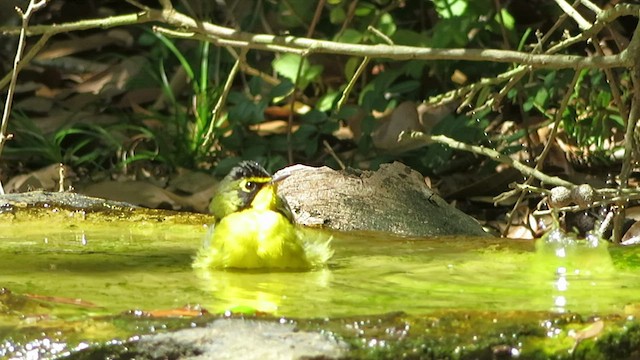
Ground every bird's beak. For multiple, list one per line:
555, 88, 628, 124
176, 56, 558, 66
270, 172, 290, 184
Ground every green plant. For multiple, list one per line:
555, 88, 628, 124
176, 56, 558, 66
4, 112, 146, 170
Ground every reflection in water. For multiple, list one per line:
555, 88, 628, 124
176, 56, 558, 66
194, 267, 332, 314
534, 229, 615, 314
1, 223, 639, 319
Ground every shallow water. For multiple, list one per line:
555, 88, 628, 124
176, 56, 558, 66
1, 218, 638, 320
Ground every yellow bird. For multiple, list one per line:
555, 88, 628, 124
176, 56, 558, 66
193, 161, 333, 271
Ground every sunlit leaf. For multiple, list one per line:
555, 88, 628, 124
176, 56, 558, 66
355, 2, 375, 16
344, 57, 361, 80
497, 9, 515, 30
433, 0, 468, 19
336, 29, 363, 44
272, 54, 323, 90
534, 88, 549, 108
317, 91, 340, 112
376, 13, 396, 37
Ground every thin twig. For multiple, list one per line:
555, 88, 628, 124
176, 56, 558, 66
323, 140, 345, 170
490, 0, 580, 110
501, 70, 582, 235
493, 0, 511, 49
202, 48, 246, 149
613, 27, 640, 241
0, 0, 48, 195
580, 0, 601, 13
307, 0, 325, 38
367, 25, 393, 45
334, 57, 369, 115
336, 0, 358, 40
0, 33, 51, 90
592, 41, 628, 120
287, 53, 307, 164
553, 0, 591, 30
402, 132, 575, 188
1, 5, 636, 68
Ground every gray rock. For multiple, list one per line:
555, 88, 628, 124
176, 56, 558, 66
276, 162, 488, 237
132, 318, 348, 360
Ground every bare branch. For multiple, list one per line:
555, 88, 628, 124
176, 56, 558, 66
0, 0, 50, 195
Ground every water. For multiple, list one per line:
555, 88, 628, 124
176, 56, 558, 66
1, 218, 637, 320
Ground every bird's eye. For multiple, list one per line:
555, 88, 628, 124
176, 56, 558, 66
243, 181, 257, 192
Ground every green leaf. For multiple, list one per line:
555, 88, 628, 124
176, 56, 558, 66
272, 54, 323, 90
269, 80, 294, 99
329, 6, 346, 24
317, 91, 340, 112
354, 2, 375, 16
335, 29, 363, 44
433, 0, 468, 19
336, 105, 360, 119
523, 98, 534, 112
388, 80, 420, 95
344, 57, 361, 80
248, 76, 263, 96
302, 109, 328, 124
534, 88, 549, 107
376, 13, 396, 37
497, 8, 515, 30
273, 54, 305, 81
227, 91, 248, 105
392, 29, 429, 47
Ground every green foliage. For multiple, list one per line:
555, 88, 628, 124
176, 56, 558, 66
3, 0, 626, 182
5, 113, 153, 170
272, 54, 323, 91
507, 68, 624, 159
420, 111, 492, 173
563, 69, 625, 149
132, 31, 227, 168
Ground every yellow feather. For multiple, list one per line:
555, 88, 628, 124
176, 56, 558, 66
194, 183, 333, 271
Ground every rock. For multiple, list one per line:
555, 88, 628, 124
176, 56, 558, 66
276, 162, 488, 237
69, 318, 348, 360
0, 162, 488, 237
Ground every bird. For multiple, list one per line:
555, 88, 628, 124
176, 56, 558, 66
193, 161, 333, 271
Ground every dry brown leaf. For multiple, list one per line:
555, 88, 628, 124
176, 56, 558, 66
28, 111, 119, 134
5, 164, 74, 193
417, 100, 459, 134
79, 180, 186, 210
36, 30, 134, 60
25, 293, 99, 308
147, 307, 208, 318
13, 96, 54, 114
79, 179, 215, 212
168, 169, 217, 194
570, 320, 604, 353
117, 88, 162, 109
73, 56, 145, 96
451, 69, 468, 85
249, 120, 296, 136
372, 101, 424, 152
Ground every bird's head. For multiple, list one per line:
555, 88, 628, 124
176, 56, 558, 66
209, 161, 291, 221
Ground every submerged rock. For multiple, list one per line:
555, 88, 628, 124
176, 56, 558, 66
69, 318, 348, 360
